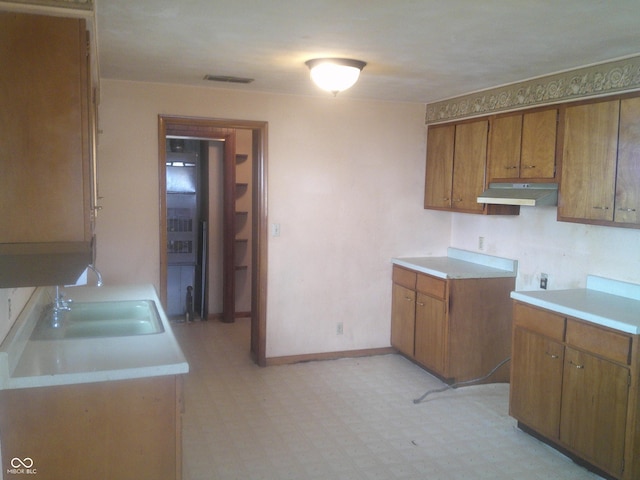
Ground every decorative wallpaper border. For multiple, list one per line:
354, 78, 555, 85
426, 55, 640, 124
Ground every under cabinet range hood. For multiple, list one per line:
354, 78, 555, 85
477, 182, 558, 207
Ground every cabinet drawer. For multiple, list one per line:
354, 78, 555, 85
513, 302, 565, 341
566, 319, 631, 365
392, 266, 416, 290
416, 273, 446, 299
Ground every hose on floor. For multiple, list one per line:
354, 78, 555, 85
413, 356, 511, 404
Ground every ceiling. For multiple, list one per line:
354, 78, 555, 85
94, 0, 640, 104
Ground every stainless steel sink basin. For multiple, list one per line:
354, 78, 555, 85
31, 300, 165, 340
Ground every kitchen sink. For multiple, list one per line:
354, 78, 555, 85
31, 300, 165, 340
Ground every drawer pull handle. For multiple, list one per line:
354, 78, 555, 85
592, 206, 609, 210
404, 296, 413, 302
569, 360, 584, 369
505, 166, 518, 170
545, 352, 559, 359
416, 301, 425, 307
617, 207, 637, 212
523, 165, 536, 169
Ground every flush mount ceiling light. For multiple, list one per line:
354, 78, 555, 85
305, 58, 367, 95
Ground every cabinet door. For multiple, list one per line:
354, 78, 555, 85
559, 100, 619, 221
0, 13, 90, 243
424, 124, 455, 209
452, 119, 487, 212
510, 328, 564, 439
521, 109, 557, 179
488, 114, 522, 181
615, 96, 640, 225
560, 347, 629, 477
391, 284, 415, 356
414, 292, 446, 374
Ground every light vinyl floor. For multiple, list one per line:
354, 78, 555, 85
172, 319, 602, 480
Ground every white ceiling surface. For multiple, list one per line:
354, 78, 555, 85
96, 1, 640, 104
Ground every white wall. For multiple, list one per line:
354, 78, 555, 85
451, 206, 640, 290
96, 79, 448, 358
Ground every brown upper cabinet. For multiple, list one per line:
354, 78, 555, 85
425, 120, 487, 213
425, 90, 640, 228
451, 119, 487, 213
424, 124, 455, 210
425, 118, 518, 215
487, 108, 558, 181
615, 96, 640, 225
0, 12, 95, 286
558, 96, 640, 228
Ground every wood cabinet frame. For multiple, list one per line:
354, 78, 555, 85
391, 266, 514, 384
487, 106, 559, 183
424, 118, 519, 216
510, 301, 640, 479
0, 376, 184, 480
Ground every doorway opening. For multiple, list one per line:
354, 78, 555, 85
158, 115, 268, 366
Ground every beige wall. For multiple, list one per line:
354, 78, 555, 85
451, 207, 640, 291
4, 79, 638, 355
96, 79, 446, 358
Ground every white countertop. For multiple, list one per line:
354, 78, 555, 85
511, 276, 640, 335
392, 248, 518, 279
0, 284, 189, 390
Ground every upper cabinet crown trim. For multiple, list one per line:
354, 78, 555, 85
426, 55, 640, 125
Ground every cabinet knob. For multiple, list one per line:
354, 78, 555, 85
453, 198, 463, 203
404, 296, 413, 302
416, 301, 425, 307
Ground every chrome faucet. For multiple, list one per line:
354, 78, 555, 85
87, 264, 103, 287
49, 285, 72, 328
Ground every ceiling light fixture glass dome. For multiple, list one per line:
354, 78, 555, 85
305, 58, 367, 95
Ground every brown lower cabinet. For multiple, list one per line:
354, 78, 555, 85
391, 265, 514, 384
510, 302, 640, 480
0, 375, 184, 480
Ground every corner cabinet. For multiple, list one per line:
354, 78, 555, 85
391, 264, 514, 383
510, 302, 640, 479
558, 96, 640, 228
0, 12, 96, 286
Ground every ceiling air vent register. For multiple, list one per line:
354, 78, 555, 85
203, 75, 254, 84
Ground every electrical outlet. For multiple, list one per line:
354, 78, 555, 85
540, 273, 548, 290
336, 322, 343, 335
478, 236, 485, 251
271, 223, 281, 237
